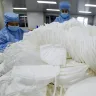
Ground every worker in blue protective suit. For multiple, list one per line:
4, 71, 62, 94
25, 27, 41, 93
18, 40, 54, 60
0, 12, 25, 52
54, 1, 71, 23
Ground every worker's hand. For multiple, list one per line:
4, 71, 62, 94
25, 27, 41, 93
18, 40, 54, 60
7, 42, 13, 47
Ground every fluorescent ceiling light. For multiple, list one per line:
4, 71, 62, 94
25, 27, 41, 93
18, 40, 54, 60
85, 4, 96, 7
46, 9, 60, 11
13, 8, 27, 10
79, 11, 92, 13
37, 1, 57, 4
20, 16, 27, 17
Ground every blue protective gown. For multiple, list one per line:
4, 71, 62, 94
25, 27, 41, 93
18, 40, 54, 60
54, 1, 70, 23
0, 27, 24, 52
0, 12, 25, 52
54, 15, 70, 23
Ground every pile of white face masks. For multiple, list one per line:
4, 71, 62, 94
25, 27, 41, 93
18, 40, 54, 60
65, 77, 96, 96
0, 40, 47, 75
40, 44, 90, 85
0, 65, 59, 96
40, 44, 66, 66
0, 18, 96, 96
23, 18, 96, 73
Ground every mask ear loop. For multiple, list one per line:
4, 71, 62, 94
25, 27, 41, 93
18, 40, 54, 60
52, 76, 57, 96
6, 22, 8, 28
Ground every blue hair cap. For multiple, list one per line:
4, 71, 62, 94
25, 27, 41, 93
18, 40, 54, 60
59, 1, 70, 10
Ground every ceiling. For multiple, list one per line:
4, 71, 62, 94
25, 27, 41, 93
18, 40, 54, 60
13, 0, 96, 15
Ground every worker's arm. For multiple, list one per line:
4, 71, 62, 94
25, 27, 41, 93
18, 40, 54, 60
0, 32, 9, 52
54, 17, 59, 22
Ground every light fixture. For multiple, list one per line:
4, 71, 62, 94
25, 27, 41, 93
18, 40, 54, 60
20, 16, 27, 17
79, 11, 92, 14
46, 9, 60, 11
85, 4, 96, 7
13, 8, 27, 10
37, 1, 57, 4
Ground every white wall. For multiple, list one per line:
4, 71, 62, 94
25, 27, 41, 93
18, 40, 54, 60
3, 0, 13, 13
0, 0, 4, 29
27, 12, 44, 29
0, 0, 13, 29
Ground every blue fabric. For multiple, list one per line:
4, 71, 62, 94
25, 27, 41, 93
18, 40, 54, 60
54, 1, 70, 23
8, 25, 20, 31
0, 43, 8, 53
61, 13, 69, 18
0, 27, 24, 52
4, 12, 19, 24
59, 1, 70, 10
0, 12, 24, 52
54, 15, 70, 23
